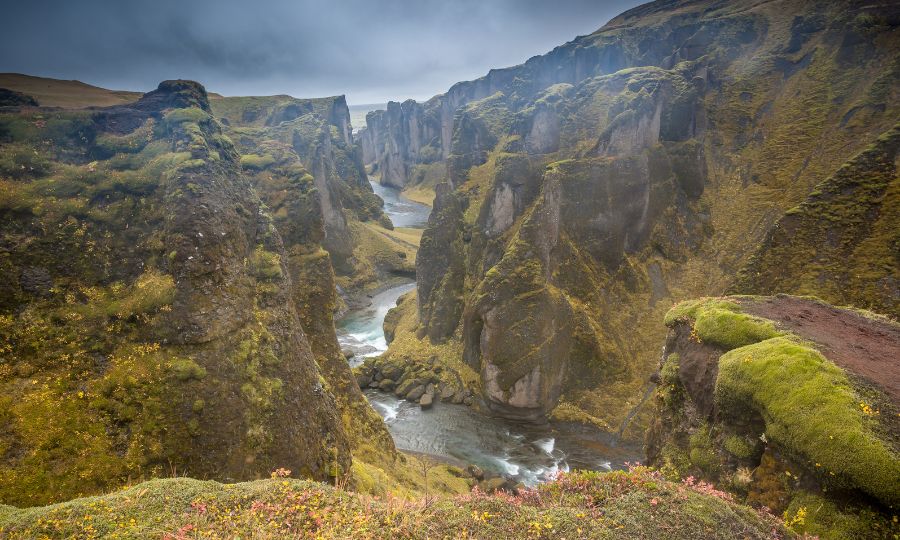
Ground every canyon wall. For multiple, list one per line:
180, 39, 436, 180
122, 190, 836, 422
0, 80, 392, 506
375, 0, 900, 426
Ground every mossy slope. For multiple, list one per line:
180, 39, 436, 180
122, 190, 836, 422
648, 295, 900, 538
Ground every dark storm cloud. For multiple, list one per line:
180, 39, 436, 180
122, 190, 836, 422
0, 0, 642, 104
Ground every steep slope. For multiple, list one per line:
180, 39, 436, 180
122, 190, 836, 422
370, 0, 900, 430
647, 295, 900, 538
735, 124, 900, 316
210, 95, 416, 297
0, 81, 362, 506
208, 94, 399, 462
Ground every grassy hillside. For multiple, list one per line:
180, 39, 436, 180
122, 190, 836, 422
0, 468, 791, 539
0, 73, 142, 108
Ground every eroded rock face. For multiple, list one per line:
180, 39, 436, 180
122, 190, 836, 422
416, 182, 466, 342
379, 0, 900, 426
0, 80, 355, 505
209, 93, 397, 459
210, 93, 383, 275
359, 100, 443, 188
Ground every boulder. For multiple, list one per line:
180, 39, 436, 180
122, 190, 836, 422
378, 378, 396, 391
439, 384, 456, 400
406, 385, 427, 401
394, 378, 421, 397
379, 362, 406, 381
465, 464, 485, 480
419, 392, 434, 408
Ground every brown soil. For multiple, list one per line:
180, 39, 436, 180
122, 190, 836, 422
740, 295, 900, 404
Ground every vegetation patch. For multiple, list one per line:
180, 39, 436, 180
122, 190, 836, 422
665, 298, 783, 349
0, 468, 790, 539
716, 336, 900, 506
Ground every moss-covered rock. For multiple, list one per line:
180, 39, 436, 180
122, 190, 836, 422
647, 295, 900, 538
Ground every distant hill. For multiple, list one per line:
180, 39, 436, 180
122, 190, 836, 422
0, 73, 143, 108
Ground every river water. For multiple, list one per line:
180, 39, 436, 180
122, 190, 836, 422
336, 179, 641, 486
367, 178, 431, 228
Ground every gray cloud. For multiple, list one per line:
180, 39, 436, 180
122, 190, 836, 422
0, 0, 642, 104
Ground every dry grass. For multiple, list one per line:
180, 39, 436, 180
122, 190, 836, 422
0, 73, 142, 108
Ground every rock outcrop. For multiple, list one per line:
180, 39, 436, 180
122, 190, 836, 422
376, 0, 900, 427
646, 295, 900, 537
0, 80, 383, 506
210, 94, 416, 295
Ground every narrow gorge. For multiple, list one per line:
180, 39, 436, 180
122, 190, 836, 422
0, 0, 898, 538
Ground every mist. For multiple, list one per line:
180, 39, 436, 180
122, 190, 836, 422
0, 0, 642, 104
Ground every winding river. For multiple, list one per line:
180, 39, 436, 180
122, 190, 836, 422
336, 179, 640, 486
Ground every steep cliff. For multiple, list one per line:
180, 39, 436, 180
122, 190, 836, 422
211, 95, 417, 297
376, 0, 900, 428
0, 81, 367, 505
208, 98, 397, 462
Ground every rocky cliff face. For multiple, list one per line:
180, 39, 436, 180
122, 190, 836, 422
209, 94, 397, 460
211, 95, 416, 296
377, 0, 900, 426
0, 80, 386, 506
358, 100, 443, 189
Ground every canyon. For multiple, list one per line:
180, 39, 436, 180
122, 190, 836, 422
0, 0, 898, 537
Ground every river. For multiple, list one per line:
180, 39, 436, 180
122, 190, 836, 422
336, 179, 641, 486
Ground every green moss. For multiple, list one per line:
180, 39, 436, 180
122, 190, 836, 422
722, 435, 755, 460
658, 353, 685, 409
694, 308, 783, 349
249, 246, 283, 280
110, 270, 175, 317
665, 298, 783, 349
689, 425, 720, 476
171, 358, 207, 382
783, 492, 899, 539
239, 153, 276, 171
93, 120, 154, 157
716, 337, 900, 506
163, 107, 211, 127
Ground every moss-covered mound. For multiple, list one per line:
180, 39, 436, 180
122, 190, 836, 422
0, 468, 792, 539
648, 295, 900, 539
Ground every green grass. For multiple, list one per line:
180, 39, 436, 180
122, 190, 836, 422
240, 153, 276, 170
0, 468, 790, 539
716, 337, 900, 506
162, 107, 211, 127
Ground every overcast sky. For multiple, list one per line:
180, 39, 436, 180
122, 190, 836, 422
1, 0, 643, 105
